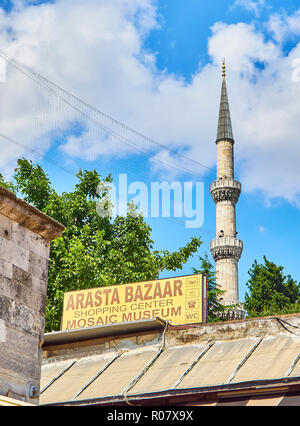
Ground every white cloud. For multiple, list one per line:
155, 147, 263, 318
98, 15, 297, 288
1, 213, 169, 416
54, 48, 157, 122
0, 0, 219, 178
208, 18, 300, 205
231, 0, 266, 17
0, 0, 162, 174
208, 21, 279, 73
268, 9, 300, 43
0, 1, 300, 208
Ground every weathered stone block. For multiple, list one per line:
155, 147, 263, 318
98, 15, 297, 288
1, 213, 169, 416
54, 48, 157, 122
0, 236, 12, 264
12, 243, 29, 272
11, 222, 50, 260
28, 251, 49, 281
0, 296, 12, 323
13, 283, 44, 313
12, 303, 36, 334
0, 323, 40, 380
0, 259, 13, 280
0, 215, 12, 241
0, 319, 5, 342
31, 277, 48, 299
12, 265, 32, 287
0, 275, 16, 300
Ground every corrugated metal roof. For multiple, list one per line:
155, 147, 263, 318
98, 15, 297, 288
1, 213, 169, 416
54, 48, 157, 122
40, 360, 75, 393
40, 353, 117, 404
128, 344, 207, 395
233, 334, 300, 383
76, 347, 158, 401
177, 338, 260, 389
40, 333, 300, 405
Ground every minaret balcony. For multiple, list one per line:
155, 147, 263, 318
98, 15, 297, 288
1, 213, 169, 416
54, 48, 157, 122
211, 178, 241, 204
210, 237, 243, 262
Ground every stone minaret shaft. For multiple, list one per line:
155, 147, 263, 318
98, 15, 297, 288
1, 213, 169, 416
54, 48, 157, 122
210, 61, 243, 306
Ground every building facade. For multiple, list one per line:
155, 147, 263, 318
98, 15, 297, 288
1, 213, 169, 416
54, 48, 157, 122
0, 186, 64, 404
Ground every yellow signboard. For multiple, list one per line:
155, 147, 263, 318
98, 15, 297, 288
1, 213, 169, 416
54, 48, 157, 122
62, 274, 207, 330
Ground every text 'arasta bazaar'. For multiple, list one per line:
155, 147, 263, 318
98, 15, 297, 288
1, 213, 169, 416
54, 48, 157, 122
62, 275, 205, 329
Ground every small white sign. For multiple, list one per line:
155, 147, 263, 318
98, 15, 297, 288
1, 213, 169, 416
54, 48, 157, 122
0, 319, 6, 343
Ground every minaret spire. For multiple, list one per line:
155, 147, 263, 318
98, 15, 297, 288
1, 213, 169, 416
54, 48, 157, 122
210, 61, 244, 315
217, 59, 234, 142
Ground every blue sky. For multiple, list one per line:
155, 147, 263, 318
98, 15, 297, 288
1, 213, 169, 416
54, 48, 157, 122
146, 0, 300, 77
141, 0, 300, 297
1, 0, 300, 302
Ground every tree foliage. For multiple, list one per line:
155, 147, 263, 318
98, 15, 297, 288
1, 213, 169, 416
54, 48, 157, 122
6, 158, 202, 331
244, 256, 300, 318
193, 254, 227, 322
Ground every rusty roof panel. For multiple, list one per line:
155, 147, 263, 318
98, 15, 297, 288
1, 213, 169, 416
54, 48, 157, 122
75, 348, 158, 400
177, 338, 260, 389
129, 344, 207, 395
40, 353, 116, 405
232, 335, 300, 383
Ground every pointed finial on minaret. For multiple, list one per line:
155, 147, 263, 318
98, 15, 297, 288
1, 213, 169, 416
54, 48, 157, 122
216, 58, 233, 142
222, 58, 226, 80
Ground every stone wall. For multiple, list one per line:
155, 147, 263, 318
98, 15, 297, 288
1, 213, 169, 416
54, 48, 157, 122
0, 186, 64, 404
166, 313, 300, 347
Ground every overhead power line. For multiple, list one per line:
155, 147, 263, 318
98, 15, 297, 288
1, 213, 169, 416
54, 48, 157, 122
0, 131, 215, 237
0, 49, 216, 235
0, 49, 214, 179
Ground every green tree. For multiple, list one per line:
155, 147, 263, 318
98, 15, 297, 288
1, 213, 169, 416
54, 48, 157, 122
10, 158, 202, 331
0, 173, 17, 192
193, 254, 227, 322
244, 256, 300, 318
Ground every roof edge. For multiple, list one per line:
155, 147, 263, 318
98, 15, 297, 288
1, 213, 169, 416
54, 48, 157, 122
40, 376, 300, 406
43, 318, 167, 347
0, 185, 65, 241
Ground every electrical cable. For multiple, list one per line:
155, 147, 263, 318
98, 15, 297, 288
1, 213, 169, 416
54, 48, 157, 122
0, 49, 219, 235
0, 131, 216, 236
0, 49, 214, 179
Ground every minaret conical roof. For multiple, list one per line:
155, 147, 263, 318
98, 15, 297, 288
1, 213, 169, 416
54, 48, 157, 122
216, 61, 234, 142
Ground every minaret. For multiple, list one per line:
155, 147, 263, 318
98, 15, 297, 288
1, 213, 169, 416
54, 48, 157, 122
210, 60, 243, 308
